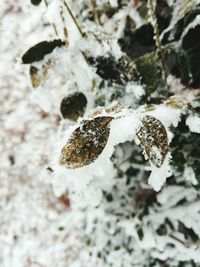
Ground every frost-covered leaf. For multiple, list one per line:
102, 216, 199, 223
30, 66, 42, 88
87, 54, 137, 85
31, 0, 42, 6
162, 1, 199, 43
135, 44, 191, 96
29, 60, 53, 88
137, 115, 168, 167
59, 116, 113, 169
164, 96, 188, 109
22, 39, 65, 64
60, 92, 87, 121
91, 102, 124, 118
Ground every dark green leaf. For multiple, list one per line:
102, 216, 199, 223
155, 0, 172, 32
22, 39, 65, 64
118, 23, 155, 60
31, 0, 42, 5
182, 24, 200, 88
87, 55, 137, 85
135, 52, 162, 97
156, 224, 167, 236
163, 7, 200, 44
60, 92, 87, 121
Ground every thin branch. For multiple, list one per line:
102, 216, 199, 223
60, 6, 69, 42
44, 0, 58, 36
148, 0, 170, 95
169, 234, 188, 247
63, 0, 85, 37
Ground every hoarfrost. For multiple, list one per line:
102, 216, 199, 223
2, 1, 200, 267
186, 114, 200, 133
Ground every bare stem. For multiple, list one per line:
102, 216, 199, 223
44, 0, 58, 36
90, 0, 102, 26
63, 0, 85, 37
148, 0, 170, 95
60, 7, 69, 43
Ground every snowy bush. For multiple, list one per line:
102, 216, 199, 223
1, 0, 200, 266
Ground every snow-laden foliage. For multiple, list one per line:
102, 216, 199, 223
1, 0, 200, 266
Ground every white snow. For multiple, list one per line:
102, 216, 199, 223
186, 114, 200, 133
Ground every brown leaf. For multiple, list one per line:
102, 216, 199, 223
59, 116, 113, 169
30, 60, 53, 88
137, 115, 168, 167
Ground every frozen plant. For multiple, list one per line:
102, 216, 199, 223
21, 0, 200, 266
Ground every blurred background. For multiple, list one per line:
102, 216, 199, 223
0, 1, 76, 266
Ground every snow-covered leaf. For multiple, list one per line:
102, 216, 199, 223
29, 60, 53, 88
22, 39, 65, 64
59, 116, 113, 169
87, 54, 137, 85
90, 102, 124, 118
137, 115, 168, 167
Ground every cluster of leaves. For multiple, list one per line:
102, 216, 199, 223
24, 0, 200, 203
171, 113, 200, 186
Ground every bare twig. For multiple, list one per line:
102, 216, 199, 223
148, 0, 170, 95
44, 0, 58, 36
63, 0, 85, 37
60, 6, 69, 42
